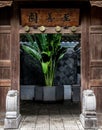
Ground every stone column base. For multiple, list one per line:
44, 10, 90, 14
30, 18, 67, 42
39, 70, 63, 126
4, 114, 21, 129
80, 114, 98, 129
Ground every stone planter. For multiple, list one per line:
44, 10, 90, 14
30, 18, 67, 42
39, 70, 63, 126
43, 87, 56, 101
20, 85, 35, 100
64, 85, 71, 100
72, 84, 80, 102
35, 86, 64, 102
35, 86, 43, 101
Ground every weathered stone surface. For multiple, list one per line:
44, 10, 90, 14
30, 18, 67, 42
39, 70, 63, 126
1, 102, 102, 130
82, 90, 96, 114
6, 90, 19, 118
6, 111, 18, 119
80, 89, 98, 129
80, 114, 98, 129
4, 114, 21, 129
4, 90, 21, 129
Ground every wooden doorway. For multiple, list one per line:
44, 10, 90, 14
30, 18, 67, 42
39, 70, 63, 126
0, 1, 92, 112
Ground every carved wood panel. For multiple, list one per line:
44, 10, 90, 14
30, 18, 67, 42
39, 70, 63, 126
21, 8, 80, 27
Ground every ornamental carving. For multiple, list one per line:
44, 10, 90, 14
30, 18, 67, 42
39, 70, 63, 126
90, 1, 102, 7
0, 1, 13, 8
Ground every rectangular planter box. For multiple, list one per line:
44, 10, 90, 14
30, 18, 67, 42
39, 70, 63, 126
20, 85, 35, 100
35, 86, 43, 101
72, 84, 80, 102
56, 85, 64, 101
35, 86, 64, 102
64, 85, 71, 100
43, 87, 56, 101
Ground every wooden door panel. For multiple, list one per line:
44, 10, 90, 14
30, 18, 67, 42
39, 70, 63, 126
89, 79, 102, 87
0, 68, 10, 79
90, 34, 102, 60
0, 87, 10, 111
0, 26, 11, 111
0, 34, 11, 60
90, 68, 102, 79
92, 87, 102, 112
89, 26, 102, 112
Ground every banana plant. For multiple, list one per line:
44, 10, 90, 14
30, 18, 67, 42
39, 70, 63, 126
21, 33, 67, 86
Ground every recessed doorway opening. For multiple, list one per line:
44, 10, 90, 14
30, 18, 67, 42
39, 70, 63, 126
20, 33, 81, 112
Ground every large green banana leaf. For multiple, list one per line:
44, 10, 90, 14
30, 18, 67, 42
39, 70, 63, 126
21, 33, 67, 86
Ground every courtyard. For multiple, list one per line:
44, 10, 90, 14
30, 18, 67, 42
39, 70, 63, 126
0, 101, 102, 130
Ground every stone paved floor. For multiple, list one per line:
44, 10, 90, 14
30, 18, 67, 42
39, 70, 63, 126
0, 101, 102, 130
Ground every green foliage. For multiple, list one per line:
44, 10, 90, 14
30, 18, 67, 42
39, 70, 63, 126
21, 33, 67, 86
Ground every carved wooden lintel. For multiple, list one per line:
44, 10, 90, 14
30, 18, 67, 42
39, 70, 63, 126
90, 1, 102, 7
0, 1, 13, 8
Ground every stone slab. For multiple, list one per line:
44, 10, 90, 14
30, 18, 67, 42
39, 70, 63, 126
80, 114, 98, 129
4, 114, 22, 129
6, 111, 18, 118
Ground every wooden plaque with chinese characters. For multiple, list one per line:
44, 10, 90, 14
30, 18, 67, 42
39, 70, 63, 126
21, 8, 80, 27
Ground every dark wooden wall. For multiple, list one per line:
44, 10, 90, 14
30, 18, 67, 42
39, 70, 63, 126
0, 27, 11, 111
0, 4, 20, 112
0, 7, 11, 111
89, 6, 102, 112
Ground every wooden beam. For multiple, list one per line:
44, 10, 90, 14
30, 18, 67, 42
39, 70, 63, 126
89, 79, 102, 87
81, 7, 90, 90
19, 26, 81, 34
0, 79, 11, 87
90, 25, 102, 34
0, 26, 11, 33
90, 60, 102, 67
15, 0, 89, 1
11, 2, 20, 90
0, 60, 11, 67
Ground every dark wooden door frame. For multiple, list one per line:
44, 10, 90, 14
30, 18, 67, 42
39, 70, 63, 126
11, 2, 90, 107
